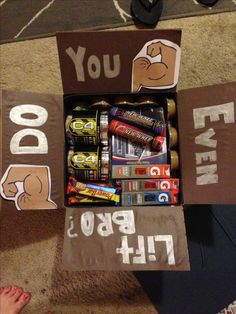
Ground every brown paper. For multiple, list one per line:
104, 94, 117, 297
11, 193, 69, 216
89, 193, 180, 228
62, 206, 190, 271
56, 30, 181, 95
0, 90, 64, 210
178, 82, 236, 204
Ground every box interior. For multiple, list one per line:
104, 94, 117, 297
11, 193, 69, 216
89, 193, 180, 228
64, 91, 182, 208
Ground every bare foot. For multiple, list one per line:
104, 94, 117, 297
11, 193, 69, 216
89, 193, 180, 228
0, 285, 31, 314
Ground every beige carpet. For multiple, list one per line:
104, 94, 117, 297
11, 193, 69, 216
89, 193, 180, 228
0, 11, 236, 314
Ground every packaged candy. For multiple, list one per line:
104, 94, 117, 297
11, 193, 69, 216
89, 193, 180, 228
67, 176, 120, 204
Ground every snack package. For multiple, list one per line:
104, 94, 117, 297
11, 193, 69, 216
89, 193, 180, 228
67, 176, 120, 204
122, 190, 179, 206
121, 179, 180, 192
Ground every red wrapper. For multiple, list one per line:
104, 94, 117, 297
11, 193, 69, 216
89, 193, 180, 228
109, 120, 164, 150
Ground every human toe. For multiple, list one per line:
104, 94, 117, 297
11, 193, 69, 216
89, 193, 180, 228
15, 292, 31, 311
11, 287, 23, 302
2, 285, 12, 295
8, 286, 19, 297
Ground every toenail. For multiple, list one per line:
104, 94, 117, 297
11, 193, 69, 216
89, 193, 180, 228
5, 286, 12, 292
16, 288, 22, 294
23, 293, 30, 301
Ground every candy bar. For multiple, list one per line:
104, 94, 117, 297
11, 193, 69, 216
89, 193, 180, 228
68, 195, 109, 205
67, 176, 120, 203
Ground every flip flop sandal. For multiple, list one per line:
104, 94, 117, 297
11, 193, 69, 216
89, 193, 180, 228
197, 0, 219, 7
131, 0, 163, 25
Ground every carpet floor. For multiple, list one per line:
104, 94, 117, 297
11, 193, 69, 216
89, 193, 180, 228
0, 0, 236, 43
0, 11, 236, 314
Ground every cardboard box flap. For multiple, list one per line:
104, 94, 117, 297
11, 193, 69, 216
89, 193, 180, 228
62, 205, 190, 271
0, 90, 65, 211
178, 82, 236, 204
56, 29, 181, 95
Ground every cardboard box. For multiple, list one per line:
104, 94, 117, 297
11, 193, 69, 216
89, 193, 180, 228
1, 30, 235, 271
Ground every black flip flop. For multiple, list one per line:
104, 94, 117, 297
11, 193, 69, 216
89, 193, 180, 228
197, 0, 219, 7
131, 0, 163, 26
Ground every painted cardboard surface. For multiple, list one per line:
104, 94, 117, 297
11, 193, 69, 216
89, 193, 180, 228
178, 82, 236, 204
56, 30, 181, 95
62, 206, 190, 271
0, 90, 64, 210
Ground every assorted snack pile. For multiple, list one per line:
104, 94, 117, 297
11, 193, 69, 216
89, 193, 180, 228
65, 96, 180, 206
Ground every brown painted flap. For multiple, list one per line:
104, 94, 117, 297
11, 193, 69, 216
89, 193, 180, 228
178, 82, 236, 204
0, 90, 65, 211
56, 29, 181, 95
62, 206, 190, 271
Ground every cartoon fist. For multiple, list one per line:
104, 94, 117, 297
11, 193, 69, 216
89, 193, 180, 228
147, 42, 163, 57
132, 40, 179, 92
1, 165, 57, 210
2, 181, 18, 198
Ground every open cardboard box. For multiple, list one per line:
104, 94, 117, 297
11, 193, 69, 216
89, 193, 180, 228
1, 30, 235, 271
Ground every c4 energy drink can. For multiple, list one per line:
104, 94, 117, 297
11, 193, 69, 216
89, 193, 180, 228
68, 146, 109, 181
66, 110, 108, 146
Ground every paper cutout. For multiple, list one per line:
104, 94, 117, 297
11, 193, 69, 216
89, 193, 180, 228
132, 39, 180, 92
0, 164, 57, 210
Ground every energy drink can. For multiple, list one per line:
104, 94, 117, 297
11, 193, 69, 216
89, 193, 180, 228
66, 110, 108, 146
100, 145, 110, 181
68, 146, 109, 181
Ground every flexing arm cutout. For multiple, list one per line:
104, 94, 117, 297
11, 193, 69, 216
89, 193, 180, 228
132, 41, 177, 92
1, 165, 57, 210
